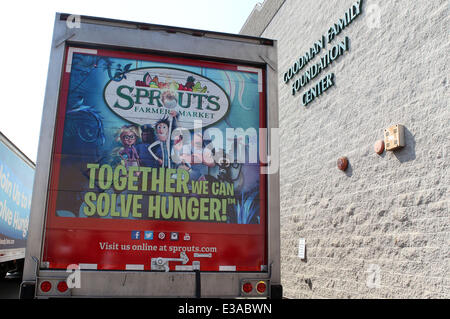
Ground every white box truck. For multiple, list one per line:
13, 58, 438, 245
20, 13, 281, 298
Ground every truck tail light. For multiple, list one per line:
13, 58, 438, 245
242, 282, 253, 293
256, 281, 267, 294
40, 281, 52, 293
57, 281, 69, 293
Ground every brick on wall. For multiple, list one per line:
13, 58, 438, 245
243, 0, 449, 298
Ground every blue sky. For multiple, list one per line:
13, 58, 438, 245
0, 0, 262, 161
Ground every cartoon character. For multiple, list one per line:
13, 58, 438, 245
118, 125, 141, 169
134, 124, 159, 167
161, 90, 178, 109
176, 133, 215, 181
205, 149, 244, 192
148, 111, 178, 168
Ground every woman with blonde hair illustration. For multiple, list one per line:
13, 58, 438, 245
118, 125, 141, 169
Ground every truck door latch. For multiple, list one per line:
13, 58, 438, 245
151, 252, 189, 272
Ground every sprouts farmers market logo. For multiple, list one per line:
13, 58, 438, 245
104, 67, 230, 129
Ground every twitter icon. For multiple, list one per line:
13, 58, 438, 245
144, 231, 154, 240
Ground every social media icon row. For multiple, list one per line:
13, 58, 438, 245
131, 231, 191, 241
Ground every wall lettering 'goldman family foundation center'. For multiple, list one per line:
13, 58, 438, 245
241, 0, 448, 298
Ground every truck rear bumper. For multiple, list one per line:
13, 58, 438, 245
31, 270, 279, 298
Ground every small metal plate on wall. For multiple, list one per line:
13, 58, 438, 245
384, 124, 405, 151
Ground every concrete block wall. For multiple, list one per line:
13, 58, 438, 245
242, 0, 449, 298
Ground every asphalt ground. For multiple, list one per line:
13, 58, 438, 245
0, 278, 21, 299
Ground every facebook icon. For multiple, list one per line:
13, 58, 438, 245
131, 231, 141, 240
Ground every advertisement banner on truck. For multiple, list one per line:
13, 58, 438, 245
0, 135, 34, 251
43, 46, 267, 271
